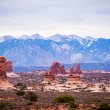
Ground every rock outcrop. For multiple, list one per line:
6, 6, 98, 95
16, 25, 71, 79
0, 56, 14, 90
6, 60, 19, 77
50, 62, 66, 74
0, 57, 7, 80
42, 71, 56, 84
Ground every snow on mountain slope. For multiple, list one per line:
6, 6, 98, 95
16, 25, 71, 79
18, 34, 43, 40
84, 36, 96, 47
0, 35, 15, 43
68, 34, 84, 45
3, 43, 54, 66
0, 34, 110, 66
48, 34, 96, 47
47, 34, 70, 42
30, 33, 43, 39
18, 35, 30, 40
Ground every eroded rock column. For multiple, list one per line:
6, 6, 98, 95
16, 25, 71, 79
0, 56, 7, 80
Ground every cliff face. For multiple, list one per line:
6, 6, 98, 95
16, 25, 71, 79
0, 56, 7, 80
0, 56, 13, 90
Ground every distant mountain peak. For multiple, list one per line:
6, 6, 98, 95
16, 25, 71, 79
0, 33, 110, 67
18, 33, 43, 40
19, 35, 29, 39
85, 36, 96, 40
0, 35, 15, 43
30, 33, 43, 39
47, 34, 68, 42
68, 34, 82, 38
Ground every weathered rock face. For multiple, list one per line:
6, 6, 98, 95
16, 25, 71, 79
50, 62, 66, 74
70, 66, 74, 74
44, 72, 55, 82
0, 56, 7, 80
60, 65, 65, 74
6, 61, 13, 72
50, 62, 82, 75
0, 56, 14, 90
69, 64, 82, 74
67, 74, 80, 82
75, 63, 82, 74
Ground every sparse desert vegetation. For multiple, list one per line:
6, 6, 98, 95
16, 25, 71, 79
0, 90, 110, 110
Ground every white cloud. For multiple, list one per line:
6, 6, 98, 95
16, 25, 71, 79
0, 0, 110, 38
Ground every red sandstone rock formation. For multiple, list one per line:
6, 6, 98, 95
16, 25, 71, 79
6, 61, 13, 72
75, 63, 82, 74
60, 65, 65, 74
69, 64, 82, 74
0, 56, 7, 80
67, 74, 80, 81
0, 57, 15, 89
67, 64, 82, 83
50, 62, 61, 74
44, 71, 55, 80
70, 66, 74, 74
76, 63, 80, 71
50, 62, 82, 75
50, 62, 66, 74
42, 71, 56, 84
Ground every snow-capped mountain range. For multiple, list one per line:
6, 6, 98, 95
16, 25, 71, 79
0, 34, 110, 67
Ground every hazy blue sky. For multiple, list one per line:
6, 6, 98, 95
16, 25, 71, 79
0, 0, 110, 38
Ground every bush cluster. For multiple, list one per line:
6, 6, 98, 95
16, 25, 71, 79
53, 94, 77, 109
16, 90, 25, 96
98, 103, 110, 110
16, 83, 27, 90
0, 101, 12, 110
24, 92, 37, 102
53, 94, 74, 103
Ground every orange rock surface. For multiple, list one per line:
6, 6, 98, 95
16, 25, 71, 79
0, 56, 7, 80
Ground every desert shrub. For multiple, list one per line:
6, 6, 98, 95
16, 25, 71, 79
16, 83, 23, 86
53, 94, 75, 103
0, 102, 6, 110
16, 90, 25, 96
25, 107, 30, 110
16, 83, 27, 90
98, 103, 110, 110
0, 101, 13, 110
24, 92, 37, 102
25, 100, 33, 105
69, 101, 77, 109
